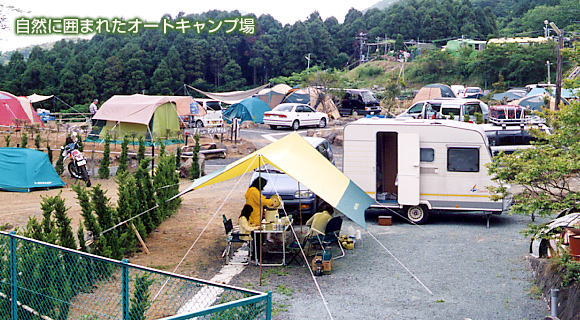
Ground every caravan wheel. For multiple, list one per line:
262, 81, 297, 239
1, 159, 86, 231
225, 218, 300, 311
406, 205, 429, 225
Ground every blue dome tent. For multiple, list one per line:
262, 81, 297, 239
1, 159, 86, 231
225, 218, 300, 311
0, 148, 65, 192
222, 97, 271, 124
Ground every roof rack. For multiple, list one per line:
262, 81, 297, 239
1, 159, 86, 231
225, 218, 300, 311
488, 105, 546, 126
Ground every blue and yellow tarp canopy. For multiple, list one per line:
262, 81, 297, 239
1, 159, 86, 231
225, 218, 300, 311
177, 132, 375, 229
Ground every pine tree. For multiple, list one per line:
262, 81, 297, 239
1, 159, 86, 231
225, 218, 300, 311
117, 135, 130, 175
137, 135, 146, 164
190, 133, 201, 180
34, 133, 41, 150
135, 158, 158, 233
21, 132, 28, 148
175, 146, 181, 170
115, 171, 139, 255
128, 274, 154, 320
77, 133, 84, 151
91, 184, 119, 259
99, 133, 111, 179
55, 140, 66, 175
20, 216, 44, 241
39, 194, 58, 244
51, 193, 76, 250
72, 183, 102, 245
47, 141, 53, 164
77, 226, 87, 252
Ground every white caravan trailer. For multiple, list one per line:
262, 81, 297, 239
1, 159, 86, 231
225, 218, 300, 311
343, 118, 511, 225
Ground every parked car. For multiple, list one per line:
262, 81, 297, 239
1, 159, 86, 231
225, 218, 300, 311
263, 103, 328, 130
397, 98, 489, 122
482, 122, 551, 156
337, 89, 381, 116
462, 87, 484, 99
250, 137, 334, 221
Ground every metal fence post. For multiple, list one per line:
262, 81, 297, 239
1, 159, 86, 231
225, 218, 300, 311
122, 259, 129, 320
266, 291, 272, 320
9, 231, 17, 320
551, 288, 559, 317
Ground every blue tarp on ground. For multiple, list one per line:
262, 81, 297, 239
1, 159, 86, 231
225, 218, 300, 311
0, 148, 65, 192
222, 97, 271, 124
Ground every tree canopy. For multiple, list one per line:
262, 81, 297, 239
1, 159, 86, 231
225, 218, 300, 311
0, 0, 578, 110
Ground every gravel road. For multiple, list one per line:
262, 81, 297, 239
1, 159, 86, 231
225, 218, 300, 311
230, 210, 552, 320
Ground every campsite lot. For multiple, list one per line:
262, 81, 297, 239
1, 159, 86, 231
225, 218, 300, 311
230, 212, 552, 319
0, 126, 552, 319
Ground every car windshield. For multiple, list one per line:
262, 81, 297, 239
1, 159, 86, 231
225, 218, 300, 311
466, 88, 480, 93
272, 104, 294, 112
361, 91, 378, 103
206, 101, 221, 111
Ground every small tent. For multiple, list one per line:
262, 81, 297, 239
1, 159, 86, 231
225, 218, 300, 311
513, 94, 569, 111
0, 91, 44, 128
91, 94, 181, 141
0, 148, 65, 192
255, 84, 292, 109
282, 87, 341, 119
412, 84, 456, 104
222, 97, 271, 124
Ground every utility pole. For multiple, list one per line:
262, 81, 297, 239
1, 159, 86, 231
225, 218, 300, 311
356, 32, 367, 65
546, 61, 551, 85
550, 22, 563, 110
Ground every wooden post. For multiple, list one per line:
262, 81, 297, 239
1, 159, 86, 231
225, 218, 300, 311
130, 222, 150, 255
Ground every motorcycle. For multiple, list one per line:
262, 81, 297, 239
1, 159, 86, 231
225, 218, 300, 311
62, 140, 91, 187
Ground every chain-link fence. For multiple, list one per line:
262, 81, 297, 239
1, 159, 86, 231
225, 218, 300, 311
0, 231, 270, 319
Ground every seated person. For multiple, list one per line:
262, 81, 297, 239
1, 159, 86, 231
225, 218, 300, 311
238, 204, 259, 241
305, 203, 334, 237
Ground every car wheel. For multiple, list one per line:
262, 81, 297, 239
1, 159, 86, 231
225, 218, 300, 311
406, 205, 429, 224
292, 120, 300, 131
318, 118, 327, 128
196, 120, 204, 128
269, 125, 278, 130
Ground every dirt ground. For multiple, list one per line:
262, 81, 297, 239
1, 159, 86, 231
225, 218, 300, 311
0, 127, 250, 280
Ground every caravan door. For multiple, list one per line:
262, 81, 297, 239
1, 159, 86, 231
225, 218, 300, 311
397, 133, 420, 205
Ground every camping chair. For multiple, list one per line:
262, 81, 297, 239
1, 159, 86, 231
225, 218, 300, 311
222, 215, 252, 265
304, 216, 345, 259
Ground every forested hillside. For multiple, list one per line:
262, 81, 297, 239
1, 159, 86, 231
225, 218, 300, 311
1, 0, 578, 111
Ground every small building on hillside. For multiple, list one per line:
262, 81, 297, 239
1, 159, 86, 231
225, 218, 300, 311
444, 39, 486, 57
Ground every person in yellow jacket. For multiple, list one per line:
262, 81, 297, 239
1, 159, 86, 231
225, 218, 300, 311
245, 177, 275, 226
305, 202, 334, 237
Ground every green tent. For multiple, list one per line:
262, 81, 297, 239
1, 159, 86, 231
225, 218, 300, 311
222, 97, 271, 124
91, 94, 181, 142
0, 148, 65, 192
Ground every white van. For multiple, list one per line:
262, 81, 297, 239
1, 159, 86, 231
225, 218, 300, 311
397, 98, 488, 122
189, 99, 224, 127
343, 117, 511, 225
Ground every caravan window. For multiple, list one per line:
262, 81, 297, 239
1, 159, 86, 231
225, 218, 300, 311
420, 148, 434, 162
447, 147, 479, 172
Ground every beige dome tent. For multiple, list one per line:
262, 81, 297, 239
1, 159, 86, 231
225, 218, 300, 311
255, 84, 292, 109
412, 83, 456, 104
282, 87, 341, 119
